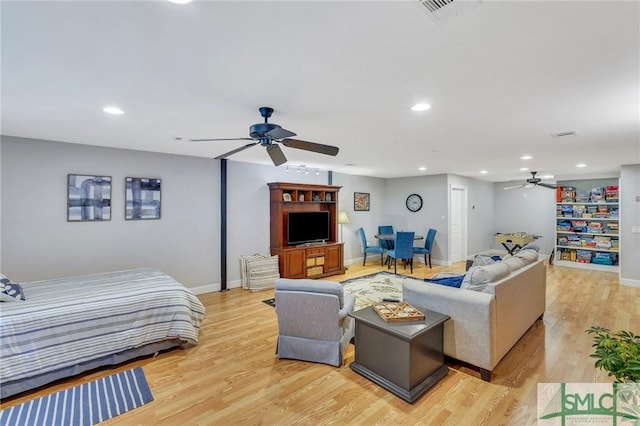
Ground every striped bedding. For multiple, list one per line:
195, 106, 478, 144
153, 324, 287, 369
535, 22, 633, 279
0, 268, 205, 396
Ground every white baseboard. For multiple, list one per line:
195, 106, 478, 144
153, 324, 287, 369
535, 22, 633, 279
619, 277, 640, 288
190, 279, 242, 295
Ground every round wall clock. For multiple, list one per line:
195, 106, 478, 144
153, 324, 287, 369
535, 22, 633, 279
406, 194, 423, 212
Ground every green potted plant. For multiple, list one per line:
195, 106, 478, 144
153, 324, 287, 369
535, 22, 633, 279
587, 326, 640, 420
586, 326, 640, 383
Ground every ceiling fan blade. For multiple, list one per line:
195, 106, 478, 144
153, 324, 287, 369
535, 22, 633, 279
503, 184, 527, 190
266, 127, 296, 140
538, 182, 558, 189
281, 139, 339, 156
214, 142, 259, 160
189, 137, 254, 142
266, 144, 287, 166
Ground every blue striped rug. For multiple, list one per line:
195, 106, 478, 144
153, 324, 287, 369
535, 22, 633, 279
0, 367, 153, 426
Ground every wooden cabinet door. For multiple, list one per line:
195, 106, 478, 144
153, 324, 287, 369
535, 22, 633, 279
286, 249, 306, 278
324, 244, 342, 273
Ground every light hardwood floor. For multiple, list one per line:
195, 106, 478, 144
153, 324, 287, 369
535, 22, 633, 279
2, 261, 638, 425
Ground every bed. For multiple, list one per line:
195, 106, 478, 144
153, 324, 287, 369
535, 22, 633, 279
0, 267, 206, 399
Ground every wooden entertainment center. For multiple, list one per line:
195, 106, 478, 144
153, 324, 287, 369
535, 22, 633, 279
268, 182, 345, 279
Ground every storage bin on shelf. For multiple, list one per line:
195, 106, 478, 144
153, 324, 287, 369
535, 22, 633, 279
575, 250, 592, 263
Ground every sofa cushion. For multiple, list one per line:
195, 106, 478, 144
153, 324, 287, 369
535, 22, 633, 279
461, 262, 510, 292
501, 256, 526, 272
514, 249, 539, 265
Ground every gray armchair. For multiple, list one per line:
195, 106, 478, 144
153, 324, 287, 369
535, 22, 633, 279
274, 278, 355, 367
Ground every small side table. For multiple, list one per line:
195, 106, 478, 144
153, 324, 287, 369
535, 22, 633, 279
349, 305, 450, 403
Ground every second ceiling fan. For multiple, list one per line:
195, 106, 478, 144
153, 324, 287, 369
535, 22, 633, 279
187, 107, 339, 166
503, 171, 557, 190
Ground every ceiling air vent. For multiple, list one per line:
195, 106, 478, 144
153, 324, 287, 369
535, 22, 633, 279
420, 0, 455, 14
418, 0, 480, 21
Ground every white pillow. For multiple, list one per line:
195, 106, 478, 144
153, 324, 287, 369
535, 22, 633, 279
461, 262, 510, 292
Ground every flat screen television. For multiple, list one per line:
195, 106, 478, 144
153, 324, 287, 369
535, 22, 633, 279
287, 211, 330, 245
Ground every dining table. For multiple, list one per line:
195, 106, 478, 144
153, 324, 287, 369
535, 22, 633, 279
374, 233, 424, 267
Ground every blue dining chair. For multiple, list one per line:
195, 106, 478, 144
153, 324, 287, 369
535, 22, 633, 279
358, 228, 384, 266
377, 225, 394, 250
413, 228, 437, 268
387, 231, 415, 274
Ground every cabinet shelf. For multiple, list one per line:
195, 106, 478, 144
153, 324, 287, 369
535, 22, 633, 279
556, 231, 618, 237
557, 202, 618, 206
556, 245, 619, 253
556, 217, 618, 221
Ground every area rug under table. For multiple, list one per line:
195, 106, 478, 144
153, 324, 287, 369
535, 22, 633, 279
342, 271, 412, 310
0, 367, 153, 426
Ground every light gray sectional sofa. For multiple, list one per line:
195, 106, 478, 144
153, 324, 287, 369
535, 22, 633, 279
402, 249, 546, 381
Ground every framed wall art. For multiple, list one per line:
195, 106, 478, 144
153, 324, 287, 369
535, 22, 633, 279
354, 192, 370, 211
125, 177, 161, 220
67, 174, 112, 221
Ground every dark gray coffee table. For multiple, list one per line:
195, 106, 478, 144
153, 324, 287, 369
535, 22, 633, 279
349, 304, 449, 403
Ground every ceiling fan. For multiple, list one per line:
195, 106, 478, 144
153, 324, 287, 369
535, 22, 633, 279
185, 107, 339, 166
503, 171, 557, 190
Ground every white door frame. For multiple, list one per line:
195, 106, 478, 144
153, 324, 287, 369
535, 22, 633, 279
448, 185, 468, 264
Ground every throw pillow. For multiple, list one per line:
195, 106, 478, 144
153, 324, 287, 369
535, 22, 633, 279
424, 275, 464, 288
471, 254, 497, 267
461, 262, 510, 292
1, 277, 26, 302
514, 249, 538, 265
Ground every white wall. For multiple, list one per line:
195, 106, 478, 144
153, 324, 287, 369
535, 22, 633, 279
492, 181, 557, 256
1, 136, 219, 290
383, 174, 449, 264
448, 174, 495, 255
620, 164, 640, 286
7, 136, 631, 290
0, 137, 2, 271
332, 173, 387, 265
226, 161, 327, 284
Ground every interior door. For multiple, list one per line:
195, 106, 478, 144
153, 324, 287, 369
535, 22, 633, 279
450, 186, 466, 263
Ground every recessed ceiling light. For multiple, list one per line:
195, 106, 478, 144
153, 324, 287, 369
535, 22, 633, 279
520, 155, 532, 160
167, 0, 192, 4
480, 170, 488, 174
576, 163, 587, 168
103, 106, 124, 115
411, 103, 431, 112
519, 167, 529, 171
418, 166, 427, 171
540, 174, 554, 179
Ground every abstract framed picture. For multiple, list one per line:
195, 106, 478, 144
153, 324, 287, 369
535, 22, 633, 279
354, 192, 370, 211
125, 177, 161, 220
67, 174, 112, 222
